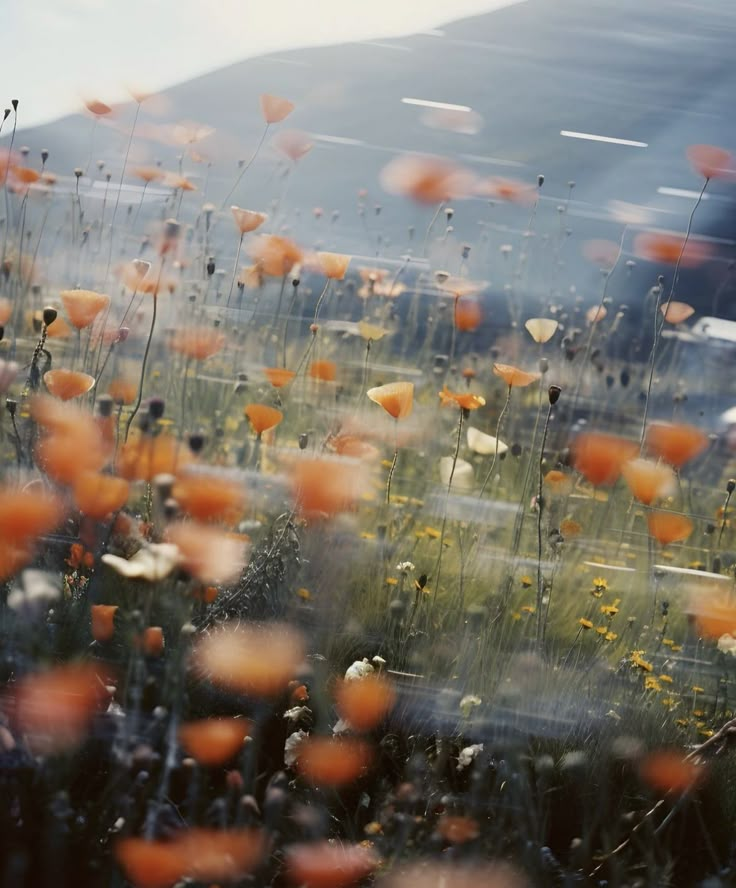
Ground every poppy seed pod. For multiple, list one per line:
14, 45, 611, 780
728, 479, 736, 494
148, 397, 165, 420
42, 306, 58, 327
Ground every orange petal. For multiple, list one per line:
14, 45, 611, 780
244, 403, 283, 435
193, 623, 304, 697
60, 289, 110, 329
296, 737, 372, 786
291, 457, 367, 516
261, 93, 295, 124
570, 432, 639, 487
367, 382, 414, 420
178, 718, 251, 765
116, 432, 191, 481
645, 422, 709, 468
686, 144, 734, 180
169, 327, 226, 361
285, 842, 379, 888
91, 604, 118, 642
335, 675, 396, 732
44, 368, 95, 400
264, 367, 296, 388
492, 363, 541, 388
646, 511, 693, 545
165, 522, 248, 584
621, 458, 676, 505
640, 750, 702, 794
308, 360, 337, 383
74, 472, 129, 519
173, 470, 246, 524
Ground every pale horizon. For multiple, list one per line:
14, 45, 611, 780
3, 0, 523, 130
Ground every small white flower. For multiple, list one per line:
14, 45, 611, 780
459, 694, 482, 718
284, 729, 309, 766
467, 427, 508, 456
284, 706, 310, 723
457, 743, 484, 771
7, 570, 60, 615
345, 658, 374, 681
396, 561, 415, 574
372, 654, 386, 667
101, 543, 180, 581
333, 718, 351, 735
718, 633, 736, 656
440, 456, 474, 490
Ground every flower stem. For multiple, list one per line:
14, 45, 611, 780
478, 385, 511, 498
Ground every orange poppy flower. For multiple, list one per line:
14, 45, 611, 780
113, 838, 185, 888
661, 301, 694, 324
91, 604, 118, 643
640, 750, 702, 795
15, 663, 109, 753
165, 522, 248, 585
285, 842, 379, 888
162, 172, 196, 192
169, 327, 226, 361
74, 471, 129, 519
686, 144, 734, 180
11, 166, 41, 185
645, 422, 709, 467
647, 511, 693, 545
317, 251, 351, 280
60, 289, 110, 329
178, 718, 251, 766
329, 435, 380, 461
543, 469, 573, 497
633, 231, 712, 268
438, 816, 481, 844
621, 458, 675, 505
273, 129, 313, 163
172, 470, 246, 524
115, 829, 265, 888
108, 378, 138, 405
296, 737, 372, 786
193, 622, 304, 697
454, 297, 482, 331
140, 627, 165, 657
244, 403, 283, 435
44, 369, 95, 400
0, 486, 64, 547
380, 153, 474, 205
133, 165, 163, 184
261, 93, 295, 124
492, 363, 541, 388
264, 367, 296, 388
586, 305, 607, 324
582, 239, 620, 270
291, 457, 366, 516
249, 235, 303, 277
116, 432, 191, 481
36, 430, 107, 485
0, 297, 11, 326
475, 176, 536, 205
570, 432, 639, 487
231, 206, 268, 234
84, 99, 112, 116
335, 675, 396, 732
438, 385, 486, 411
367, 381, 414, 420
308, 360, 337, 382
690, 594, 736, 639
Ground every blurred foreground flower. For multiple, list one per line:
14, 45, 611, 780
102, 543, 181, 581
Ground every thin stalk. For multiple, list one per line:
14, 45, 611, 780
125, 263, 165, 441
536, 401, 554, 645
640, 178, 709, 446
226, 234, 244, 308
104, 102, 141, 287
432, 406, 466, 612
221, 123, 269, 209
478, 385, 512, 498
312, 279, 331, 325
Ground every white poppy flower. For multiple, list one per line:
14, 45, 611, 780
467, 427, 508, 456
101, 543, 181, 581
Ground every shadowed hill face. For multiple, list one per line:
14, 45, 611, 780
6, 0, 736, 317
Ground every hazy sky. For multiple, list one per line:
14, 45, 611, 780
4, 0, 520, 128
